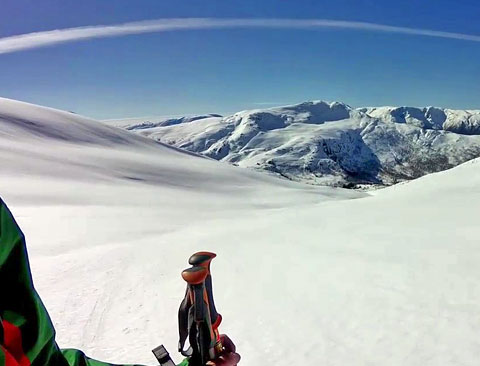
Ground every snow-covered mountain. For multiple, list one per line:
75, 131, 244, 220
1, 97, 480, 366
0, 97, 351, 204
106, 101, 480, 187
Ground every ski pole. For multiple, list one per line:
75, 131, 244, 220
188, 252, 223, 354
181, 265, 217, 365
154, 252, 226, 366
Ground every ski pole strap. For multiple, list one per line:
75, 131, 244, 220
178, 287, 193, 356
203, 275, 219, 325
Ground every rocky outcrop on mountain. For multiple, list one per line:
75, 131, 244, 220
107, 101, 480, 188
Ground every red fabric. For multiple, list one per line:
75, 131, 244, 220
2, 320, 30, 366
2, 345, 20, 366
212, 314, 222, 330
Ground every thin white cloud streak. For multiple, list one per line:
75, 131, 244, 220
1, 18, 480, 55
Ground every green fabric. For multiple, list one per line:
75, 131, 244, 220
61, 350, 188, 366
61, 349, 151, 366
62, 349, 117, 366
0, 198, 66, 366
0, 198, 186, 366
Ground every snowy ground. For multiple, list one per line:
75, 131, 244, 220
1, 97, 479, 366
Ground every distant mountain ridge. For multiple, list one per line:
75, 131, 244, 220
105, 101, 480, 188
361, 105, 480, 135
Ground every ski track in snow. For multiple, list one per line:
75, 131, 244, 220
1, 97, 479, 366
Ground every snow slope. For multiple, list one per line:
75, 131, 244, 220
0, 98, 357, 205
1, 98, 479, 366
108, 101, 480, 187
104, 113, 223, 130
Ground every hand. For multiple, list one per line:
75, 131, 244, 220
206, 334, 241, 366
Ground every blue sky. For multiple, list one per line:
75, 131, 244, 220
0, 0, 479, 119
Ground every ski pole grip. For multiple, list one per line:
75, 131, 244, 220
189, 252, 220, 324
181, 266, 208, 285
